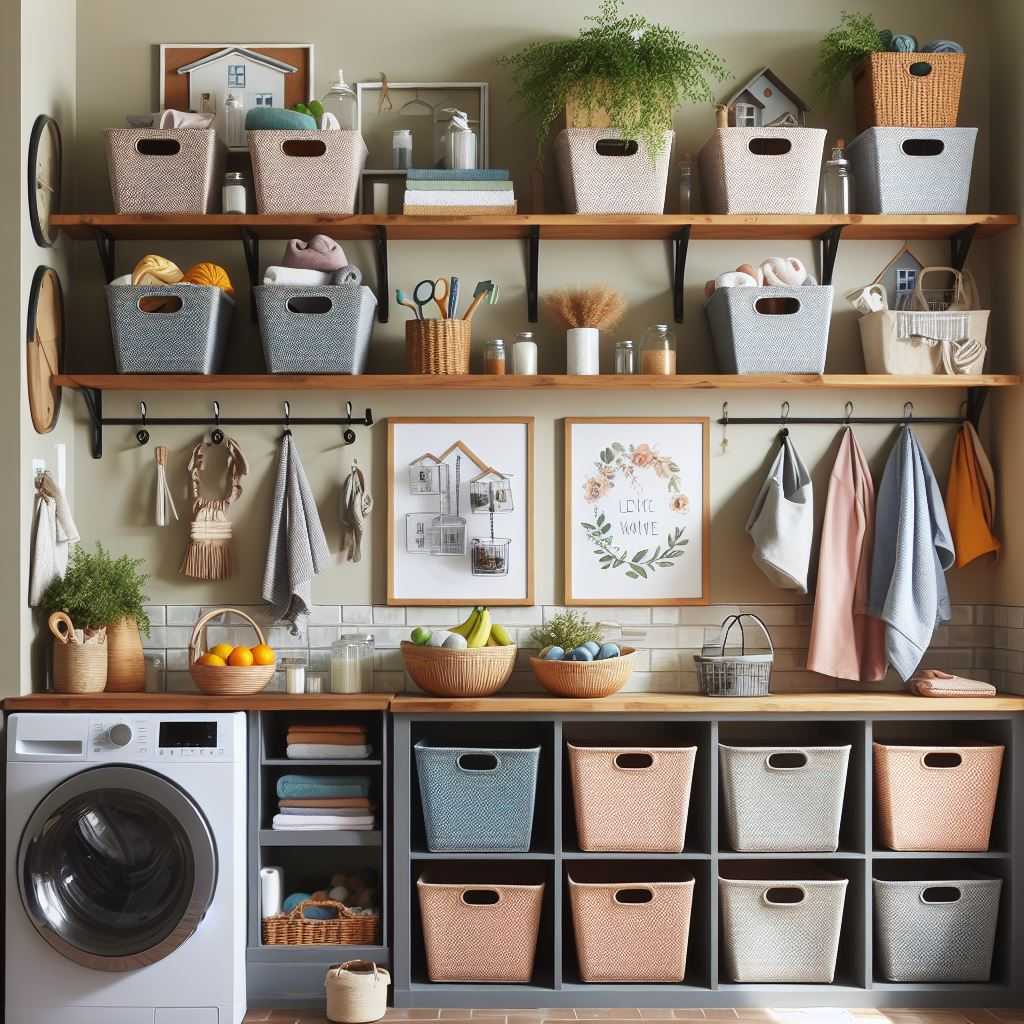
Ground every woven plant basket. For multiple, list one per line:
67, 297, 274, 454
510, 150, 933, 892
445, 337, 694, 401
189, 607, 276, 696
401, 641, 515, 697
406, 319, 471, 374
529, 648, 635, 698
262, 899, 379, 946
49, 613, 107, 694
106, 617, 145, 692
853, 52, 965, 133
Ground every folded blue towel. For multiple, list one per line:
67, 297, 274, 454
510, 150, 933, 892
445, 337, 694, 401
275, 774, 372, 800
406, 168, 510, 181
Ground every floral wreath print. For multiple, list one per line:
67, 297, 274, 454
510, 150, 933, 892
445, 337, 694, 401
580, 442, 689, 580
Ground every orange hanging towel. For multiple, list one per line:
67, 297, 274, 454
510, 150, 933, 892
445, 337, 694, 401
945, 422, 999, 568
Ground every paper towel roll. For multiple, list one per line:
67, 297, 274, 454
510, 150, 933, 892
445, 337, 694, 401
260, 867, 283, 918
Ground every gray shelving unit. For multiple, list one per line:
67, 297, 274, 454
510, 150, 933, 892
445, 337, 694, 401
390, 708, 1023, 1010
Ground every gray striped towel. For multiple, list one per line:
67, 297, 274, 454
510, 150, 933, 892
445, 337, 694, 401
262, 433, 329, 634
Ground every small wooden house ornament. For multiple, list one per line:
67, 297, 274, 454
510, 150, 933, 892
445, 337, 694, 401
873, 245, 925, 309
723, 68, 809, 128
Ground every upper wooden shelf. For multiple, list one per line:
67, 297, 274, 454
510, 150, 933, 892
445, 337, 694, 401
50, 212, 1019, 243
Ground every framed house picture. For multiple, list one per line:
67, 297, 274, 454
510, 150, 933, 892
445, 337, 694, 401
388, 418, 534, 606
564, 418, 709, 606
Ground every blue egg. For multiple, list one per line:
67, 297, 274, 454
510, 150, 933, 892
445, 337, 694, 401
542, 646, 565, 661
282, 892, 311, 913
569, 646, 594, 662
596, 643, 621, 660
582, 641, 601, 656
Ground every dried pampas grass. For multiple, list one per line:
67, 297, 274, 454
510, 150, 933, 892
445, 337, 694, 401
544, 286, 626, 330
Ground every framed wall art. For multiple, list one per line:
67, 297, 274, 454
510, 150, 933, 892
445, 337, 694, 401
564, 418, 709, 606
388, 418, 533, 606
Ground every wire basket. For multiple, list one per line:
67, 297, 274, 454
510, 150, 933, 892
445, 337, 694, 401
693, 614, 773, 697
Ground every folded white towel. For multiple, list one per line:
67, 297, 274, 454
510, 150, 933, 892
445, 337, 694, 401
286, 743, 372, 759
277, 810, 375, 823
272, 813, 375, 830
404, 190, 516, 206
762, 256, 808, 288
263, 266, 334, 287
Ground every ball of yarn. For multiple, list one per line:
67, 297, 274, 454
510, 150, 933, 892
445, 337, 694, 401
131, 254, 183, 287
311, 889, 328, 902
922, 39, 964, 53
282, 892, 311, 913
329, 885, 350, 903
889, 33, 918, 53
182, 261, 234, 295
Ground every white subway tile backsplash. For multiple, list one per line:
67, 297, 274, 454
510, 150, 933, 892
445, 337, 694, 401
650, 649, 681, 672
342, 606, 373, 625
143, 606, 166, 627
307, 626, 342, 648
1006, 607, 1024, 629
307, 605, 342, 626
368, 627, 411, 648
949, 605, 974, 626
488, 606, 544, 626
406, 607, 462, 626
373, 606, 406, 625
679, 606, 739, 626
166, 606, 202, 626
165, 649, 189, 672
740, 604, 811, 626
651, 608, 679, 625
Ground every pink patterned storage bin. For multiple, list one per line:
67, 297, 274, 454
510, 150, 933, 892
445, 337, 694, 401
874, 742, 1004, 851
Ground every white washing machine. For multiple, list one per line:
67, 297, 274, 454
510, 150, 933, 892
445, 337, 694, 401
5, 712, 247, 1024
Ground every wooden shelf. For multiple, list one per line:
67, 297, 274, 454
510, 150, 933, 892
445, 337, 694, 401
258, 828, 381, 847
1, 692, 393, 711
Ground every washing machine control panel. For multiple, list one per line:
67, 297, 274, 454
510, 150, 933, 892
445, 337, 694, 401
86, 716, 236, 762
89, 718, 152, 758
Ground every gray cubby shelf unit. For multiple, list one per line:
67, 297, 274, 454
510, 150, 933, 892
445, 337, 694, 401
390, 709, 1022, 1010
247, 710, 390, 1007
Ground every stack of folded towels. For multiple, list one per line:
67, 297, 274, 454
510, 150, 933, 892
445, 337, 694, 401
285, 721, 372, 760
403, 168, 516, 216
262, 234, 362, 288
272, 773, 375, 831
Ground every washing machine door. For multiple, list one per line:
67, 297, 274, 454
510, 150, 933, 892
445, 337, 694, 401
17, 764, 218, 972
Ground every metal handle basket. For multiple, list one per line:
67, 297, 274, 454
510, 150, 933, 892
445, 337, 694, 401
693, 613, 774, 697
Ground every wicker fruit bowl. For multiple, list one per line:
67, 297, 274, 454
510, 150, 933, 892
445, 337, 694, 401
189, 607, 276, 696
401, 641, 516, 698
530, 647, 636, 699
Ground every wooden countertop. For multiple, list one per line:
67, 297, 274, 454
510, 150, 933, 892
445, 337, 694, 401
1, 693, 394, 712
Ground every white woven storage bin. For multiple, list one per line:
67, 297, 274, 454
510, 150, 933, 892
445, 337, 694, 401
720, 744, 850, 853
705, 286, 833, 374
106, 128, 225, 213
859, 309, 988, 375
847, 127, 977, 214
698, 128, 826, 214
249, 130, 367, 214
556, 129, 673, 214
720, 871, 848, 983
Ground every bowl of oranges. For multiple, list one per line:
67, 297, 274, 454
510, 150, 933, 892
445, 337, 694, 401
189, 607, 277, 695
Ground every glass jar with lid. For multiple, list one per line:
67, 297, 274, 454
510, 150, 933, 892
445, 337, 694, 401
330, 634, 375, 694
485, 338, 507, 375
321, 68, 357, 130
640, 324, 677, 375
614, 339, 637, 374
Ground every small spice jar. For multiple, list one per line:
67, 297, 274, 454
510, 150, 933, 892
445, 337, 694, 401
280, 657, 306, 695
485, 338, 507, 375
614, 339, 637, 375
222, 171, 247, 214
640, 324, 677, 375
512, 332, 537, 375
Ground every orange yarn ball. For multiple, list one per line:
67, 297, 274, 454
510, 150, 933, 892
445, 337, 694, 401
182, 261, 234, 295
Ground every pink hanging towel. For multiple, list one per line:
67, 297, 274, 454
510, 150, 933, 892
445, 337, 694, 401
807, 427, 886, 682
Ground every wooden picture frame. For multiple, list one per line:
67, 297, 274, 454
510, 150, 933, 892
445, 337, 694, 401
564, 418, 710, 606
388, 417, 534, 606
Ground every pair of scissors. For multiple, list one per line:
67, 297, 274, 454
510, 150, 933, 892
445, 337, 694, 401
413, 277, 450, 319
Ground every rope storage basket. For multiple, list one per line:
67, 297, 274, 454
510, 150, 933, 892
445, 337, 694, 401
415, 740, 540, 852
719, 868, 849, 983
694, 614, 773, 697
49, 613, 107, 694
874, 742, 1004, 851
107, 284, 234, 374
255, 284, 377, 373
325, 960, 390, 1024
405, 319, 471, 374
568, 743, 696, 852
705, 286, 833, 374
417, 868, 545, 983
262, 899, 379, 946
699, 128, 826, 214
529, 648, 636, 699
106, 128, 225, 213
188, 607, 276, 696
720, 744, 851, 852
400, 641, 515, 697
853, 52, 966, 133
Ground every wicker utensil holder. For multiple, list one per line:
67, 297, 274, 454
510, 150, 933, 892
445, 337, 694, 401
529, 648, 636, 698
188, 607, 276, 696
49, 612, 107, 694
853, 52, 965, 133
406, 319, 471, 374
400, 641, 515, 697
262, 899, 379, 946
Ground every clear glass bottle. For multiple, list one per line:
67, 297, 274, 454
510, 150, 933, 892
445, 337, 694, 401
485, 338, 507, 375
640, 324, 677, 375
677, 152, 693, 214
330, 634, 375, 693
614, 339, 637, 375
512, 332, 537, 375
819, 137, 855, 214
321, 68, 357, 130
392, 129, 413, 170
224, 92, 245, 148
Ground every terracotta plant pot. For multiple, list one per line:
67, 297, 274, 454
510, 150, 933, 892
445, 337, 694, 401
106, 617, 145, 692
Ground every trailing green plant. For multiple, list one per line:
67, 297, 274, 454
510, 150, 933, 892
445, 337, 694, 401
813, 10, 886, 104
532, 610, 603, 652
501, 0, 727, 157
42, 543, 151, 635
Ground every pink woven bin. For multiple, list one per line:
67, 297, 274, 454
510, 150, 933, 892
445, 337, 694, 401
568, 744, 696, 852
874, 742, 1004, 851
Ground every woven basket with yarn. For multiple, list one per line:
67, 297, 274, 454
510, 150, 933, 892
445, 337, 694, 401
400, 641, 515, 697
853, 52, 965, 133
405, 319, 471, 374
529, 648, 635, 699
262, 898, 379, 946
188, 607, 276, 696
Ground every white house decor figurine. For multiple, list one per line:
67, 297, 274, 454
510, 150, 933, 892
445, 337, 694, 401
723, 67, 810, 127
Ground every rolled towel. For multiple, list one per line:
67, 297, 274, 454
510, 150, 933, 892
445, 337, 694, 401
283, 235, 348, 272
889, 33, 918, 52
182, 261, 234, 295
263, 265, 335, 287
715, 271, 760, 289
158, 109, 216, 129
275, 774, 371, 800
761, 257, 808, 288
245, 107, 317, 131
922, 39, 964, 53
132, 255, 183, 287
736, 263, 764, 285
334, 264, 362, 286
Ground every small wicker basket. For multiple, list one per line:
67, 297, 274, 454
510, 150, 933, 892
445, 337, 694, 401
529, 648, 636, 699
406, 319, 471, 374
49, 612, 107, 694
189, 607, 276, 696
853, 52, 965, 133
262, 899, 379, 946
401, 641, 515, 697
693, 614, 773, 697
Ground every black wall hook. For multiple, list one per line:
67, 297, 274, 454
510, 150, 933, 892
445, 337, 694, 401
135, 401, 150, 446
282, 401, 292, 437
210, 401, 225, 445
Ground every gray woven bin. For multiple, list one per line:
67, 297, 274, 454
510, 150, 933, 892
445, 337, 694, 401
106, 284, 234, 374
720, 744, 850, 852
847, 127, 977, 214
705, 286, 833, 374
415, 741, 540, 853
255, 285, 376, 373
874, 874, 1002, 982
694, 614, 773, 697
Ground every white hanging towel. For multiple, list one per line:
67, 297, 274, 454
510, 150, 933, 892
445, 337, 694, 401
29, 470, 80, 605
746, 435, 814, 592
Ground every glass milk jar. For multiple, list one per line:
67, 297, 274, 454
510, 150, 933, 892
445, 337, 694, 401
331, 634, 375, 693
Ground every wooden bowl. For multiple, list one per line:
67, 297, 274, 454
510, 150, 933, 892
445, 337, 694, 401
401, 641, 516, 697
529, 647, 636, 699
188, 607, 276, 696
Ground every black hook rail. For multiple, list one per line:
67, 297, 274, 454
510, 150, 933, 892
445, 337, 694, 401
717, 399, 964, 429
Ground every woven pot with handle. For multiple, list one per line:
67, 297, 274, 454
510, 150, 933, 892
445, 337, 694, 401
405, 319, 471, 374
529, 648, 635, 698
262, 898, 379, 946
189, 607, 276, 695
401, 641, 515, 697
49, 612, 107, 694
325, 960, 390, 1024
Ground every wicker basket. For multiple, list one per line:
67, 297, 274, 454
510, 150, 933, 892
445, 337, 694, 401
400, 641, 515, 697
694, 615, 773, 697
262, 899, 378, 946
529, 648, 635, 698
405, 319, 471, 374
188, 607, 276, 696
49, 613, 107, 694
853, 52, 965, 133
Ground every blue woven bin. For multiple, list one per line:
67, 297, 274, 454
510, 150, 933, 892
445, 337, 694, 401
415, 741, 541, 852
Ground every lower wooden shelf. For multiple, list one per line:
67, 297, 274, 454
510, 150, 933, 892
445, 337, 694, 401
258, 828, 381, 847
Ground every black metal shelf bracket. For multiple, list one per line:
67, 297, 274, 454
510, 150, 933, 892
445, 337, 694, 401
950, 224, 978, 271
817, 225, 844, 286
527, 225, 540, 323
82, 387, 104, 459
94, 229, 116, 284
376, 226, 389, 323
241, 228, 260, 323
672, 226, 691, 324
966, 386, 988, 428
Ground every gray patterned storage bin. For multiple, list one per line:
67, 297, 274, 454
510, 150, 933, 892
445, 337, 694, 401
106, 284, 234, 374
705, 286, 833, 374
874, 873, 1002, 982
415, 741, 540, 852
254, 285, 376, 374
847, 127, 977, 214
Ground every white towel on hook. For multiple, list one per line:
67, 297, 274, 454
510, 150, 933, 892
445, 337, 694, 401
29, 470, 80, 605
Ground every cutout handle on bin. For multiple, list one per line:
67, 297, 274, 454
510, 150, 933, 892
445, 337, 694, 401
136, 138, 181, 156
763, 886, 806, 906
457, 752, 499, 772
754, 296, 801, 316
922, 751, 963, 769
286, 295, 334, 315
748, 137, 792, 157
282, 138, 328, 158
921, 885, 962, 905
461, 888, 501, 906
614, 887, 654, 905
138, 295, 183, 315
901, 139, 945, 157
614, 751, 655, 770
766, 750, 809, 771
908, 60, 934, 78
594, 138, 639, 157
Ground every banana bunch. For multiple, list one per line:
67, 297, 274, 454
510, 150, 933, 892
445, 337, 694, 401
450, 606, 513, 649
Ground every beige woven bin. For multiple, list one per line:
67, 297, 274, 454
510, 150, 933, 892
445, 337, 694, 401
874, 742, 1004, 851
568, 743, 696, 852
854, 52, 965, 133
325, 960, 390, 1024
530, 648, 636, 698
400, 641, 515, 697
405, 320, 471, 374
49, 613, 107, 694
